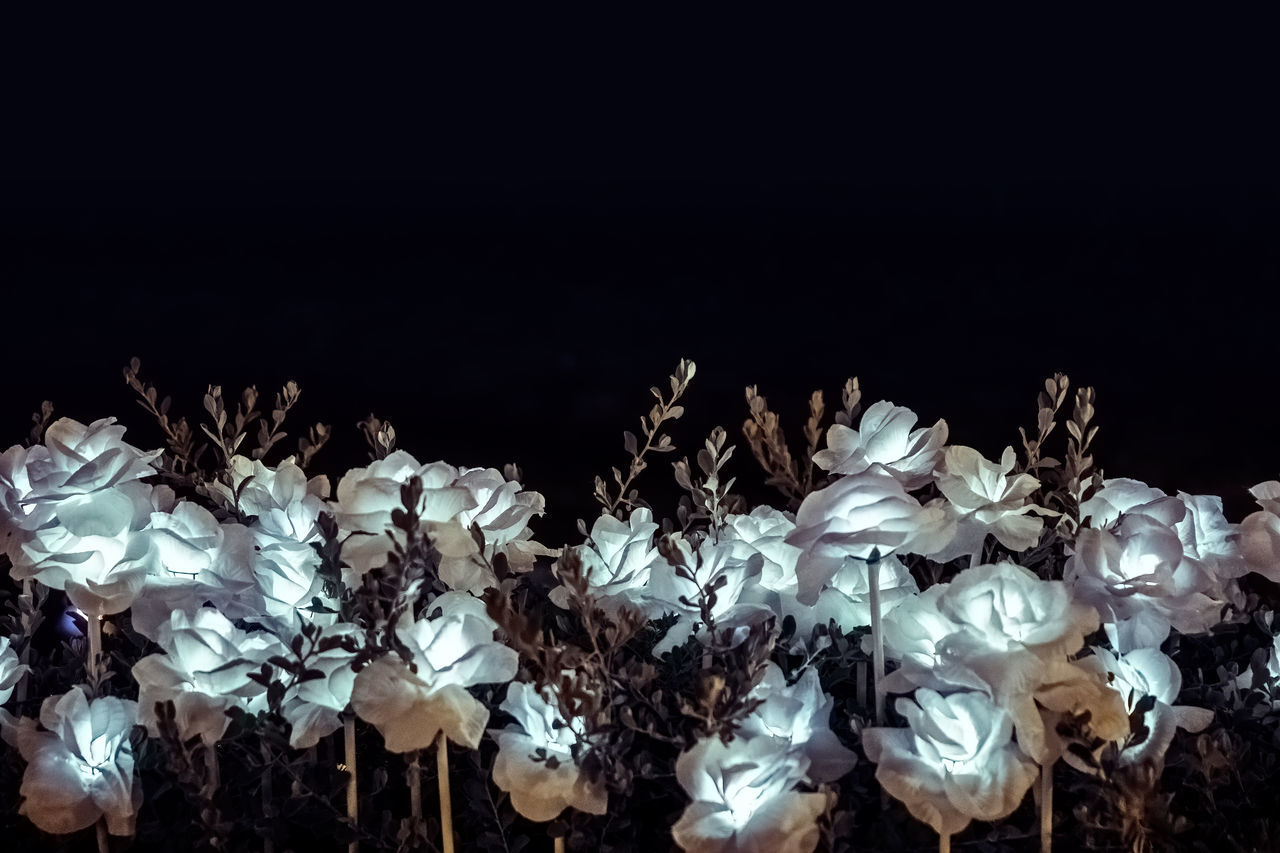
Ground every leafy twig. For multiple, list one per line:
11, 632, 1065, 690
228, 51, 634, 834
593, 358, 695, 517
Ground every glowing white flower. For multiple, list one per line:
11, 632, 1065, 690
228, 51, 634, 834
781, 553, 918, 640
862, 688, 1038, 837
16, 417, 160, 524
332, 451, 477, 589
1067, 514, 1220, 651
672, 733, 830, 853
14, 687, 142, 836
1241, 480, 1280, 582
1088, 647, 1214, 769
434, 466, 551, 591
787, 465, 954, 605
280, 623, 361, 749
722, 507, 802, 593
14, 480, 159, 616
644, 537, 767, 655
0, 442, 48, 563
351, 592, 518, 751
812, 400, 948, 490
206, 454, 330, 543
0, 636, 29, 705
1078, 478, 1183, 531
491, 681, 607, 821
132, 607, 286, 746
878, 584, 962, 672
877, 563, 1106, 762
550, 507, 659, 610
1030, 657, 1131, 766
937, 561, 1098, 660
739, 663, 857, 784
129, 503, 261, 640
931, 446, 1047, 562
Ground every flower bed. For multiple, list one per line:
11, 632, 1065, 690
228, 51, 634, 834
2, 358, 1280, 852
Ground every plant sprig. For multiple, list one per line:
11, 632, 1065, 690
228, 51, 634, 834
593, 358, 695, 517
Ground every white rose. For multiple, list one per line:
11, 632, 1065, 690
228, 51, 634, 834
1088, 647, 1214, 770
781, 553, 918, 640
739, 662, 857, 784
550, 507, 659, 611
1067, 514, 1220, 651
15, 480, 158, 616
281, 623, 361, 749
672, 733, 829, 853
350, 592, 518, 751
862, 688, 1038, 837
812, 400, 948, 490
0, 636, 30, 705
643, 537, 767, 656
1241, 480, 1280, 582
132, 607, 285, 746
491, 681, 607, 821
15, 687, 142, 836
331, 451, 477, 589
932, 446, 1047, 563
787, 465, 954, 606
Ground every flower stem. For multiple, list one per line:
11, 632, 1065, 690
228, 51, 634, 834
437, 735, 455, 853
96, 818, 109, 853
345, 715, 358, 853
16, 580, 32, 706
939, 831, 951, 853
867, 554, 885, 724
1040, 759, 1054, 853
555, 837, 565, 853
855, 660, 867, 713
408, 751, 422, 823
87, 612, 103, 688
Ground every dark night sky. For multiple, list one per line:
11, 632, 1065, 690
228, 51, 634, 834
2, 16, 1276, 547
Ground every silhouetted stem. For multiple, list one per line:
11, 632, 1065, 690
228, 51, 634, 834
1040, 759, 1054, 853
408, 751, 422, 822
867, 556, 885, 724
87, 613, 103, 686
345, 715, 358, 853
437, 736, 454, 853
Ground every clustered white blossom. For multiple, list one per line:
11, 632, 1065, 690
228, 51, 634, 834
0, 391, 1272, 850
490, 680, 608, 821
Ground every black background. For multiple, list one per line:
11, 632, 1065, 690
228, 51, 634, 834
2, 14, 1276, 547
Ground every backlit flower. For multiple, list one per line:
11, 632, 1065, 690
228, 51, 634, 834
351, 592, 518, 751
14, 480, 159, 616
132, 607, 285, 746
1067, 514, 1220, 651
0, 636, 29, 705
643, 537, 767, 655
672, 733, 830, 853
812, 401, 948, 490
862, 688, 1038, 837
1241, 480, 1280, 582
491, 681, 607, 821
550, 507, 659, 611
280, 622, 361, 749
787, 465, 954, 605
14, 687, 142, 836
739, 662, 857, 783
332, 451, 477, 589
780, 552, 918, 640
931, 446, 1046, 563
1087, 647, 1214, 769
